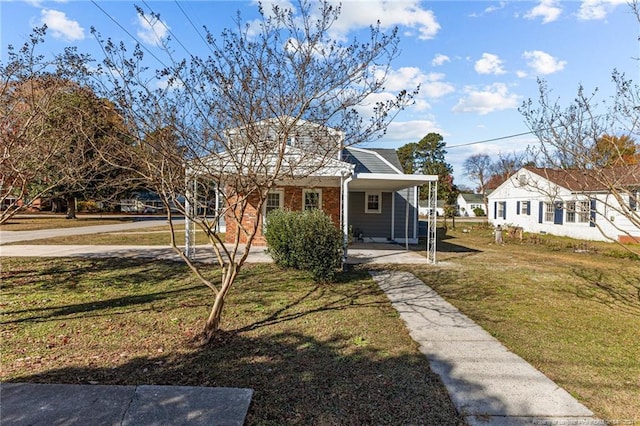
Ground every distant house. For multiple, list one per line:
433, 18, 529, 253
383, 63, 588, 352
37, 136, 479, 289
456, 193, 486, 217
419, 199, 445, 217
487, 166, 640, 243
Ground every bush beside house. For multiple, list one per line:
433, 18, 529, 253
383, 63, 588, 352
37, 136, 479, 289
264, 209, 342, 282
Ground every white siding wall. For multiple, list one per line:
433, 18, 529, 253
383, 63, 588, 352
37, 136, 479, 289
487, 169, 639, 242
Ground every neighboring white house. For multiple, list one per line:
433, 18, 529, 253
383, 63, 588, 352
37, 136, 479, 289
419, 199, 445, 217
456, 193, 486, 217
488, 166, 640, 243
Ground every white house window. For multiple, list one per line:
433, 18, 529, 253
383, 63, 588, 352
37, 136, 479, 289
566, 201, 576, 223
303, 189, 322, 210
521, 201, 530, 215
578, 201, 590, 223
497, 202, 505, 219
544, 202, 554, 222
264, 191, 283, 218
365, 192, 382, 214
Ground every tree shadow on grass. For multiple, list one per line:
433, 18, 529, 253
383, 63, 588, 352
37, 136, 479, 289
437, 234, 482, 254
3, 331, 477, 425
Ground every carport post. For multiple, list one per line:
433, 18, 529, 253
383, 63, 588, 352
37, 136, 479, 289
341, 172, 353, 265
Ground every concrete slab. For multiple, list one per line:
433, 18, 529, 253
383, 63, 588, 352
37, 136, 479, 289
369, 270, 600, 426
123, 385, 253, 426
0, 383, 253, 426
1, 383, 134, 425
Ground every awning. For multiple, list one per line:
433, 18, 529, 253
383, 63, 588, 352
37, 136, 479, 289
348, 173, 438, 191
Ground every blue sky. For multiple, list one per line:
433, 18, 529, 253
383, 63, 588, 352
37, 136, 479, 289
1, 0, 638, 187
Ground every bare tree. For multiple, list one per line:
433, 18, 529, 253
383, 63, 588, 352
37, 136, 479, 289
463, 153, 492, 214
519, 1, 640, 250
92, 0, 416, 343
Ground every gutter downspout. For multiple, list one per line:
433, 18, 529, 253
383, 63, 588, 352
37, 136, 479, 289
342, 172, 353, 266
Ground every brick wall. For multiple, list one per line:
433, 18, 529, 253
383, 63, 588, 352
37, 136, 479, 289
224, 185, 341, 245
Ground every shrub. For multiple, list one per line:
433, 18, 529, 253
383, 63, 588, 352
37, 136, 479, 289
264, 209, 342, 282
472, 207, 486, 217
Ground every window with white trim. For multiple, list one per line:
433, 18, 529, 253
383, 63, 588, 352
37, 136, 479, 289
578, 201, 590, 223
264, 191, 283, 217
303, 189, 322, 210
566, 201, 576, 223
497, 202, 505, 219
365, 192, 382, 214
544, 202, 554, 222
521, 201, 530, 215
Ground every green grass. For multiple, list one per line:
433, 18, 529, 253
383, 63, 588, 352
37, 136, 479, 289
0, 216, 136, 231
399, 225, 640, 422
0, 258, 462, 425
7, 225, 218, 246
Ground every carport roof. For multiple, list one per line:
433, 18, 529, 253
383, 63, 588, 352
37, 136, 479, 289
349, 173, 438, 191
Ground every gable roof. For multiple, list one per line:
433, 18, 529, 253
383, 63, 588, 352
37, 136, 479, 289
458, 193, 484, 204
525, 165, 640, 192
342, 147, 403, 174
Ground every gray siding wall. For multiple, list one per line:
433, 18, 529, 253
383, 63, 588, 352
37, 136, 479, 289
393, 188, 416, 238
348, 192, 393, 239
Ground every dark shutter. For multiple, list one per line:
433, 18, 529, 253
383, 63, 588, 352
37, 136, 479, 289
502, 202, 507, 219
630, 192, 637, 211
494, 201, 497, 219
516, 201, 521, 215
590, 199, 596, 227
527, 201, 531, 216
553, 201, 563, 225
538, 201, 543, 223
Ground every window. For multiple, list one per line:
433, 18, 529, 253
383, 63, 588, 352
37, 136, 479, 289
630, 191, 639, 211
365, 192, 382, 214
521, 201, 530, 215
566, 201, 576, 223
544, 202, 554, 222
497, 202, 505, 219
578, 201, 590, 223
264, 191, 283, 217
303, 189, 322, 210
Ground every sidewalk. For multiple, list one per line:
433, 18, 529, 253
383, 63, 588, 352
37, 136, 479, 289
1, 383, 253, 426
370, 270, 603, 426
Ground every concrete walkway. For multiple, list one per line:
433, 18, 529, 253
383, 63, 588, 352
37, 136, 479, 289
1, 383, 253, 426
370, 270, 603, 426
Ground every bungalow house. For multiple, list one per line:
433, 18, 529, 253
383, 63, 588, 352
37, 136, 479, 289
487, 166, 640, 243
456, 193, 486, 217
186, 117, 438, 259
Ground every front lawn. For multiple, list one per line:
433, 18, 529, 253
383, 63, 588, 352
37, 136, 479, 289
401, 225, 640, 422
0, 258, 462, 425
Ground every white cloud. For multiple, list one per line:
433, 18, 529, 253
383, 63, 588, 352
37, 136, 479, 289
328, 1, 440, 40
516, 70, 528, 78
432, 54, 450, 67
38, 9, 84, 41
452, 83, 520, 115
577, 0, 627, 20
378, 119, 446, 144
136, 14, 169, 46
373, 67, 454, 99
524, 0, 562, 24
469, 1, 507, 17
523, 50, 566, 75
475, 53, 506, 75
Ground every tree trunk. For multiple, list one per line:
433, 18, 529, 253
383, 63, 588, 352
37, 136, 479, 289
65, 195, 76, 219
200, 263, 238, 344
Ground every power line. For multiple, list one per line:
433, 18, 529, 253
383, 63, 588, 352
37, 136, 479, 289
174, 0, 216, 56
447, 130, 536, 149
141, 0, 194, 58
90, 0, 168, 68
